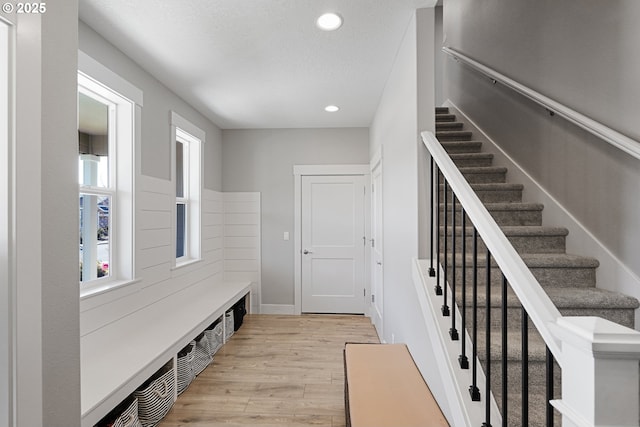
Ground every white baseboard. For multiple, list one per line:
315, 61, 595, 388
260, 304, 295, 315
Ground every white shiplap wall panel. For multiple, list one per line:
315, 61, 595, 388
223, 192, 261, 313
202, 237, 223, 254
203, 197, 223, 214
138, 245, 172, 270
224, 259, 259, 272
138, 189, 172, 212
225, 271, 260, 283
80, 178, 259, 426
225, 236, 259, 248
224, 200, 260, 213
203, 224, 223, 240
138, 228, 172, 249
225, 224, 259, 237
203, 212, 223, 227
139, 262, 171, 289
138, 210, 171, 231
224, 213, 260, 225
225, 248, 259, 260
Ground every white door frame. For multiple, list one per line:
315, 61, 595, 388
293, 164, 371, 315
0, 18, 14, 427
370, 147, 384, 336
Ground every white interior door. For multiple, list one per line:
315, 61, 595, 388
371, 160, 384, 336
301, 175, 365, 314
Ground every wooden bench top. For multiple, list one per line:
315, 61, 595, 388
344, 343, 449, 427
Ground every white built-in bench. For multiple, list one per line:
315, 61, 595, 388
81, 280, 251, 427
344, 343, 449, 427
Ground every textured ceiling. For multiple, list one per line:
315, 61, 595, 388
79, 0, 435, 129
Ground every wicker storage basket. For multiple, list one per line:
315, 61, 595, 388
192, 332, 212, 376
133, 362, 174, 427
224, 310, 234, 341
94, 395, 142, 427
204, 320, 224, 356
176, 342, 195, 395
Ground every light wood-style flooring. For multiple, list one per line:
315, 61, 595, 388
159, 314, 379, 427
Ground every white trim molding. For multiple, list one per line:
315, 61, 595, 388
78, 50, 143, 107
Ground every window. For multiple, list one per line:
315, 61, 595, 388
78, 90, 113, 282
78, 67, 137, 292
171, 112, 203, 266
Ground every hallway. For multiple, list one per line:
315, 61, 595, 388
159, 314, 379, 427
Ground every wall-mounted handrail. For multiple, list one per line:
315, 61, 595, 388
443, 46, 640, 161
421, 130, 563, 361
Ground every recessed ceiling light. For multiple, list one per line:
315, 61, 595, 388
316, 13, 343, 31
325, 105, 340, 113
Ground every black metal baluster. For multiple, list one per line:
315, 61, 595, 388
522, 308, 529, 427
502, 274, 508, 427
459, 210, 469, 369
469, 227, 480, 401
435, 169, 442, 295
450, 192, 458, 339
429, 157, 436, 277
442, 180, 450, 316
546, 346, 554, 427
483, 249, 492, 427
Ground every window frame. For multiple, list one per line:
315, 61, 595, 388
78, 87, 116, 284
171, 112, 203, 269
78, 52, 141, 298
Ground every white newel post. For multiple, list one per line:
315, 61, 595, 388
552, 317, 640, 427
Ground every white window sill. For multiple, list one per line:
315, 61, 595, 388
171, 258, 203, 272
80, 278, 141, 302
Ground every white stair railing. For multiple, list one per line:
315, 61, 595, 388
418, 130, 640, 427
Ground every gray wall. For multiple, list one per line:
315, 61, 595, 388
444, 0, 640, 142
444, 0, 640, 305
79, 21, 223, 190
221, 128, 369, 306
433, 6, 444, 106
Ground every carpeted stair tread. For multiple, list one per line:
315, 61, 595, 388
441, 141, 483, 153
451, 252, 599, 268
458, 167, 507, 184
475, 329, 548, 362
442, 225, 568, 238
435, 113, 456, 122
435, 106, 450, 114
439, 202, 544, 214
436, 122, 464, 131
436, 130, 473, 141
546, 287, 639, 309
481, 202, 543, 212
441, 182, 524, 191
458, 166, 508, 174
454, 285, 639, 310
449, 153, 494, 167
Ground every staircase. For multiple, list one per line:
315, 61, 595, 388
434, 106, 640, 426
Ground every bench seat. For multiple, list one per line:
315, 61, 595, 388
344, 343, 449, 427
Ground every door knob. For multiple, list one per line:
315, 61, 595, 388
303, 249, 313, 254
